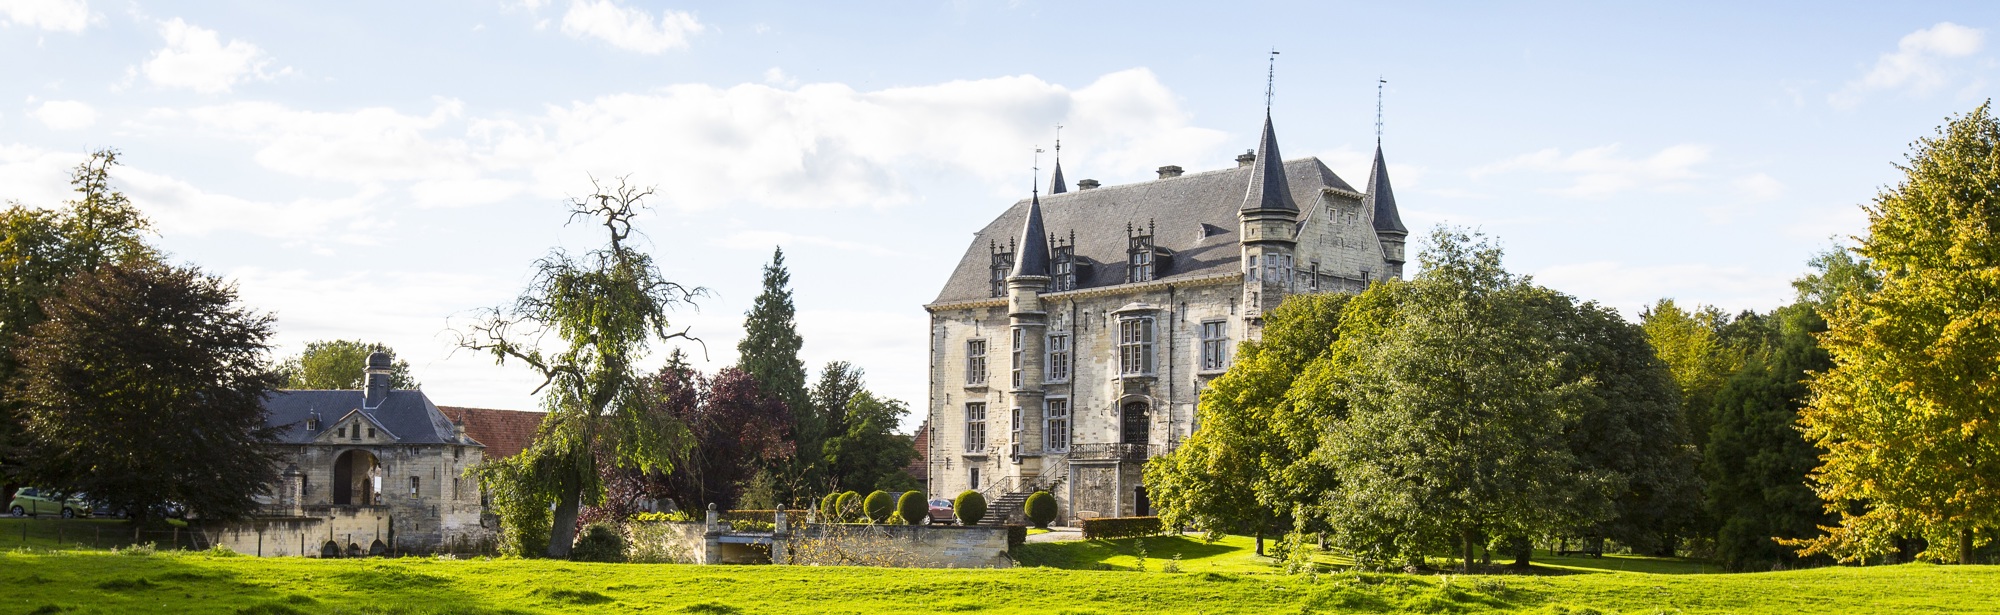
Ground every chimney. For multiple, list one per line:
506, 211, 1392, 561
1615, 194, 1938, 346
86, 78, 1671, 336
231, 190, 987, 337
1078, 179, 1101, 190
1156, 165, 1184, 179
363, 351, 392, 408
1236, 149, 1256, 168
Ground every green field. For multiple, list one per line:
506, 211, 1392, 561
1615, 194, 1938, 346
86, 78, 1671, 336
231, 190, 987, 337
1, 535, 1995, 614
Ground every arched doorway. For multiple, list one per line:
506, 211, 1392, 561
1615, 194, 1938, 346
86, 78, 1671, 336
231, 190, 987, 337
1121, 401, 1150, 447
332, 450, 381, 505
1134, 486, 1151, 516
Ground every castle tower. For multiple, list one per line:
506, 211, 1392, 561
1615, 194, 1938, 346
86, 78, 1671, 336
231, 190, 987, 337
363, 350, 393, 409
1239, 111, 1300, 322
1366, 145, 1408, 279
1005, 192, 1051, 461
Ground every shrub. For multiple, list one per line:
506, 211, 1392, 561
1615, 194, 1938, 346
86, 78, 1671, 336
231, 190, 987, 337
862, 491, 894, 523
954, 490, 987, 526
1081, 516, 1164, 540
836, 491, 861, 522
896, 491, 929, 525
1006, 524, 1027, 548
629, 510, 691, 523
1023, 491, 1058, 528
570, 523, 626, 562
819, 493, 840, 521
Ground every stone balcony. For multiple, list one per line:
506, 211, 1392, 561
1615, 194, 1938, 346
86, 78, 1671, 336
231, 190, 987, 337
1065, 443, 1163, 461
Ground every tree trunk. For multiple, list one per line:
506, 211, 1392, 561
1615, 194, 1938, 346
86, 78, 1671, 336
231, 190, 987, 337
1509, 536, 1532, 568
1254, 530, 1264, 556
1961, 527, 1975, 565
546, 485, 582, 558
1461, 528, 1476, 572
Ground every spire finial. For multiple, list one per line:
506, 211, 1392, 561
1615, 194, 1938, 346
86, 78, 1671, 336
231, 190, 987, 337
1376, 76, 1387, 145
1054, 124, 1063, 158
1032, 145, 1043, 198
1265, 49, 1281, 112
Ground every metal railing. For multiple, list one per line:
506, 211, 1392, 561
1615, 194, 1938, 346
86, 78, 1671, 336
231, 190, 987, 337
1067, 443, 1163, 461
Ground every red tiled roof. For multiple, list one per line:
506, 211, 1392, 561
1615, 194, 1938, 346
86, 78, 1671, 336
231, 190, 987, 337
437, 406, 545, 460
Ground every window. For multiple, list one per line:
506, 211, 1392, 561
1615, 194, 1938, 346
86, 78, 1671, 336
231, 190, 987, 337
306, 416, 320, 431
965, 339, 987, 385
409, 477, 420, 496
1282, 255, 1293, 287
1044, 398, 1070, 452
969, 467, 981, 490
964, 403, 987, 452
453, 446, 463, 460
1046, 333, 1071, 382
1011, 328, 1024, 389
1011, 407, 1023, 455
452, 478, 461, 500
1118, 317, 1156, 375
1128, 249, 1153, 283
1246, 253, 1258, 282
990, 243, 1014, 297
1264, 254, 1278, 284
1201, 321, 1229, 372
1053, 245, 1075, 291
367, 427, 376, 439
337, 426, 347, 438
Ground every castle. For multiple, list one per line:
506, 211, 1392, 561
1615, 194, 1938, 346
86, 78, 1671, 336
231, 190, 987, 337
922, 106, 1408, 523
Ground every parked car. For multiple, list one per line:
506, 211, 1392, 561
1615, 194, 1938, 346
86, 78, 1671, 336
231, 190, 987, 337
7, 487, 91, 518
928, 498, 955, 524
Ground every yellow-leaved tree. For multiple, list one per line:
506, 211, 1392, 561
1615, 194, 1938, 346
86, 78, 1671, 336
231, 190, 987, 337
1789, 103, 2000, 564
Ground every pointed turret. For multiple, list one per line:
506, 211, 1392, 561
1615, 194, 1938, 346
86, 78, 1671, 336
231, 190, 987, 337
1009, 194, 1050, 278
1048, 158, 1068, 194
1240, 112, 1297, 212
1366, 145, 1407, 234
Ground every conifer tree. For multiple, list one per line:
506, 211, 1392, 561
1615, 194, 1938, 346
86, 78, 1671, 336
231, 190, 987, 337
737, 247, 815, 498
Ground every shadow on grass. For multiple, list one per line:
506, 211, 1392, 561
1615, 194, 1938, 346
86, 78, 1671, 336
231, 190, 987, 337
1014, 535, 1250, 570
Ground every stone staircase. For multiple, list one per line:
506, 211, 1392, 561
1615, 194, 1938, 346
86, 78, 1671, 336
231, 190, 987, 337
979, 456, 1068, 526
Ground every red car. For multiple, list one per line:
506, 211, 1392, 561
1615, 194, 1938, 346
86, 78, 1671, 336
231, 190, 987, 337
927, 498, 955, 524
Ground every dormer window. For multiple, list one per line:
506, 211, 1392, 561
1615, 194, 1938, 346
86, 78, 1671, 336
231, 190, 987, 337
337, 426, 347, 438
1127, 221, 1159, 283
990, 239, 1015, 297
1051, 231, 1076, 291
306, 416, 321, 431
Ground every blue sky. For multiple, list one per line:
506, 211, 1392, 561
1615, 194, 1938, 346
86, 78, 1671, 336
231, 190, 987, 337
3, 1, 1993, 427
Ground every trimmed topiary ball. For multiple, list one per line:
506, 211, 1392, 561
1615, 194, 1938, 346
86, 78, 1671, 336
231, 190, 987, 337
836, 491, 861, 522
896, 491, 929, 525
819, 493, 840, 521
954, 490, 987, 526
862, 491, 894, 523
570, 523, 626, 562
1023, 491, 1058, 529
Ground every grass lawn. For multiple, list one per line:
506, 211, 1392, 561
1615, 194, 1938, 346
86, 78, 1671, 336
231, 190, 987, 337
1, 536, 1995, 614
0, 518, 197, 552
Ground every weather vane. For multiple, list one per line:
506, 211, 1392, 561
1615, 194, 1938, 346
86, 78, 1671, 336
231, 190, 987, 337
1265, 49, 1281, 111
1033, 146, 1044, 197
1377, 76, 1388, 145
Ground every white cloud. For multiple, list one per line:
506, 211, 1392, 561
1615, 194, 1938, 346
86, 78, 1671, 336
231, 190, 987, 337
1832, 22, 1985, 108
1533, 261, 1797, 317
0, 143, 82, 206
560, 0, 703, 54
763, 67, 798, 87
141, 18, 285, 93
156, 68, 1228, 213
1732, 173, 1785, 201
28, 99, 95, 130
0, 0, 95, 32
1471, 143, 1709, 198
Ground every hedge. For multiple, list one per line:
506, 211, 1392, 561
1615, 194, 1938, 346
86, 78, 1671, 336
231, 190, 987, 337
1023, 491, 1057, 528
1005, 524, 1027, 548
1080, 516, 1164, 540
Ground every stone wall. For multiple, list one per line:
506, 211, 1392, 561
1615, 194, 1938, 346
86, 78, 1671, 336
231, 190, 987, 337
202, 503, 496, 557
790, 524, 1011, 569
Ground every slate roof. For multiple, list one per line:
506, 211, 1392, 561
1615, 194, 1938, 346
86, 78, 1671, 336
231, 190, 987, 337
1241, 113, 1298, 212
264, 389, 469, 446
1049, 159, 1068, 195
1367, 145, 1407, 234
930, 156, 1357, 306
1008, 194, 1050, 278
438, 406, 546, 460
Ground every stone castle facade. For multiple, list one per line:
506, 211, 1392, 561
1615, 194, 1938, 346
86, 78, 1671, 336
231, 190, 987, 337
923, 109, 1408, 523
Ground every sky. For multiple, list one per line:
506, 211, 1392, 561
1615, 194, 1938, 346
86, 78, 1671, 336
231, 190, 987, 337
2, 1, 1995, 430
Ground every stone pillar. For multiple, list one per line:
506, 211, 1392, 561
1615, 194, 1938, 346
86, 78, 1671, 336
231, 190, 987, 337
771, 506, 789, 565
702, 503, 722, 565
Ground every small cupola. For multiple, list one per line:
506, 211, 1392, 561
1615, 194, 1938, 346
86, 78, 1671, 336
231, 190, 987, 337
363, 351, 393, 409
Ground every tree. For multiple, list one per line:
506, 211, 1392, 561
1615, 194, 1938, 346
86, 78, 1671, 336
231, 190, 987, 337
645, 356, 795, 512
1640, 299, 1737, 452
811, 361, 865, 475
1144, 292, 1351, 554
1792, 104, 2000, 565
460, 177, 702, 558
1323, 229, 1603, 571
1703, 305, 1831, 570
7, 263, 282, 527
276, 340, 419, 390
1, 149, 154, 489
822, 391, 920, 493
737, 247, 814, 500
